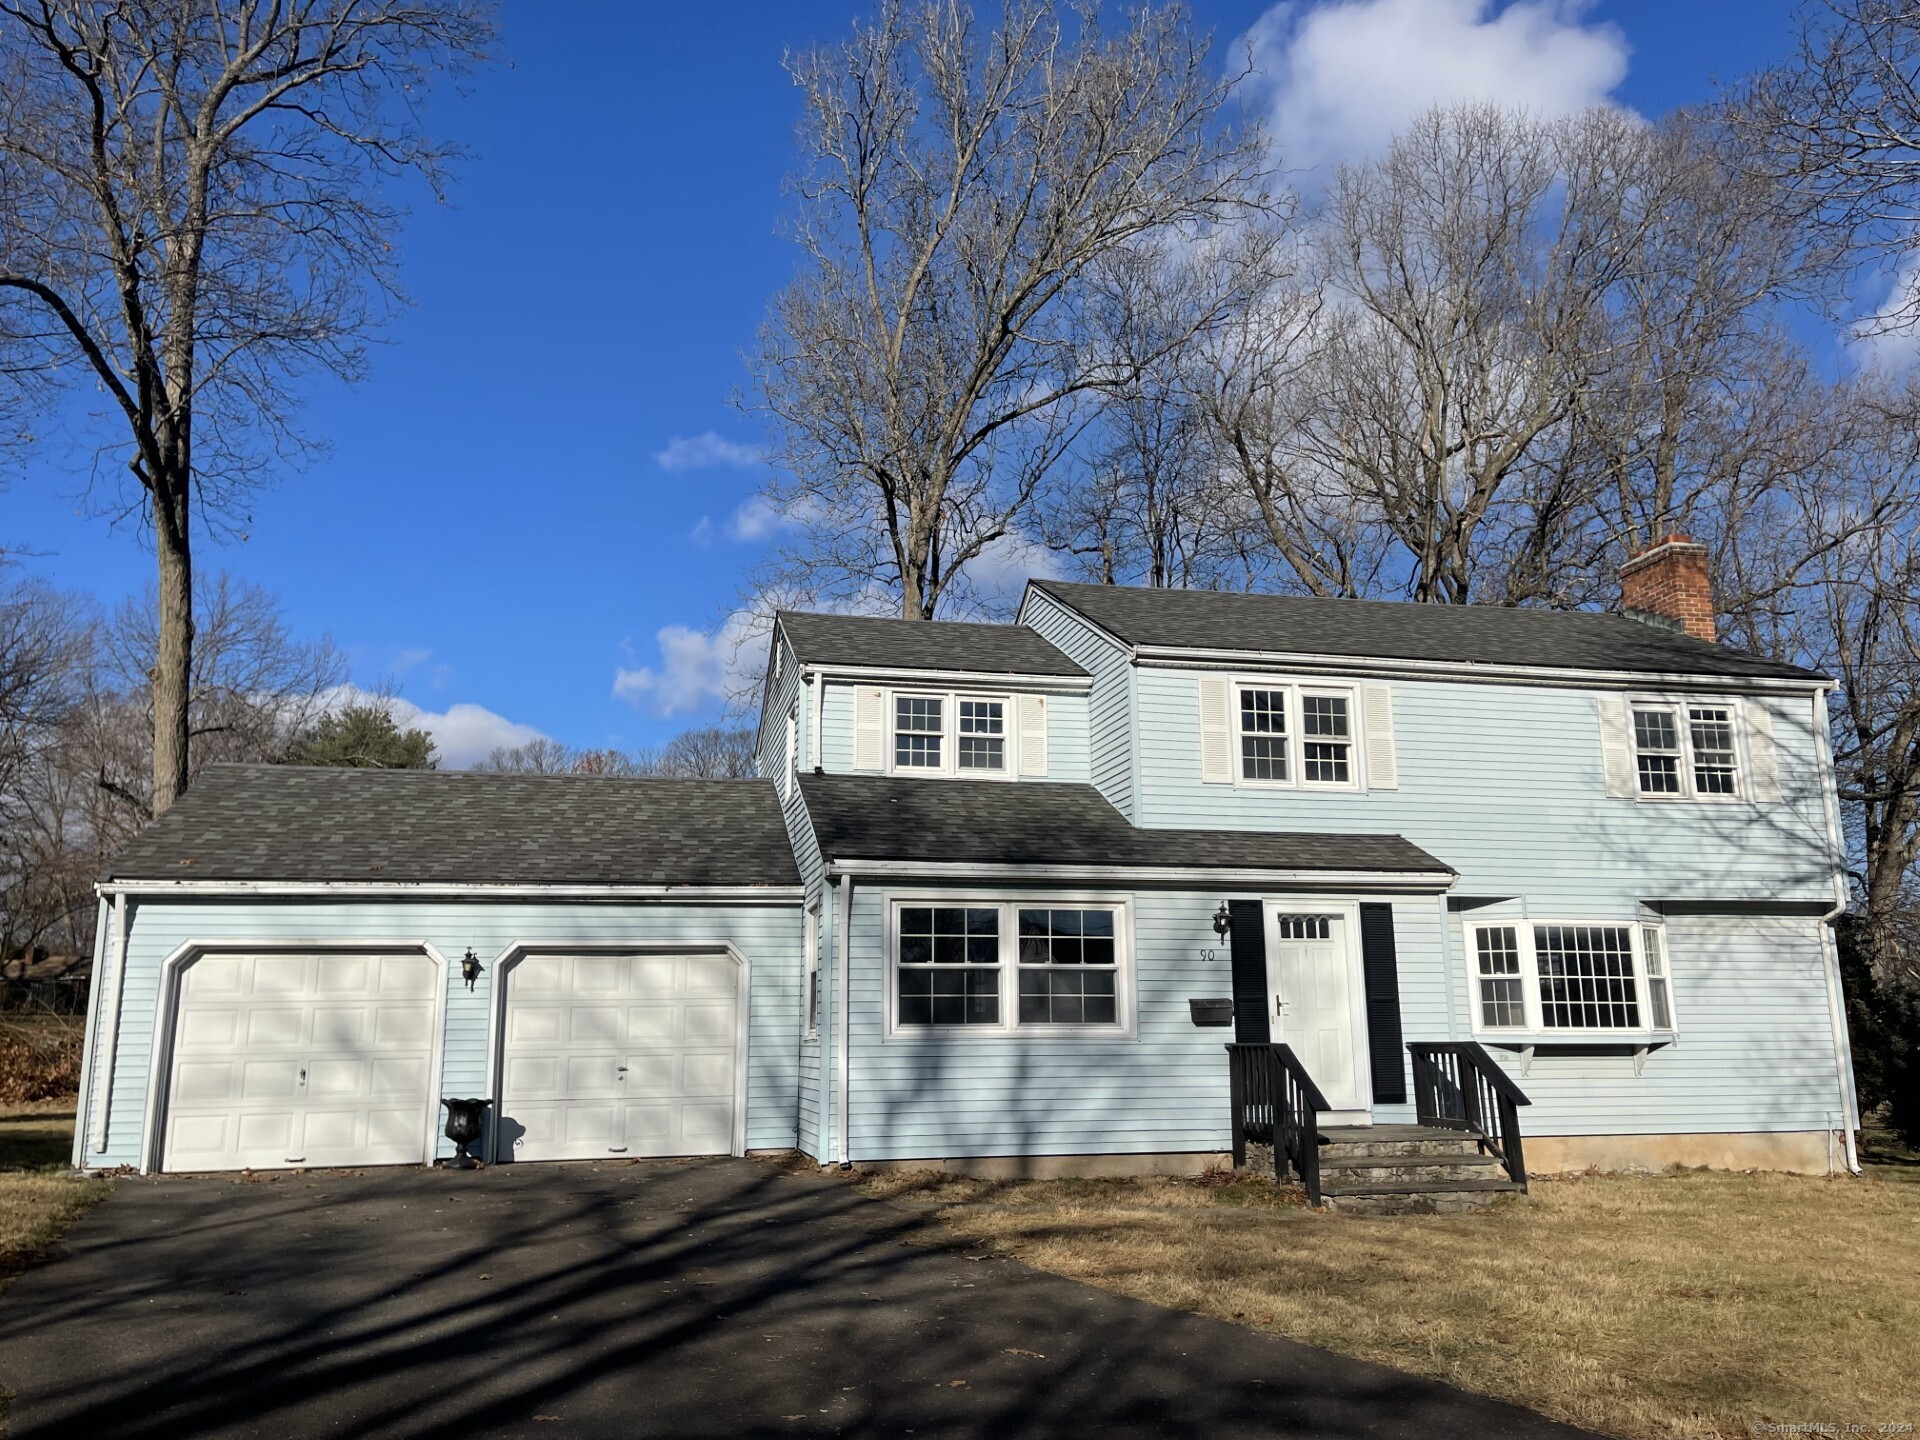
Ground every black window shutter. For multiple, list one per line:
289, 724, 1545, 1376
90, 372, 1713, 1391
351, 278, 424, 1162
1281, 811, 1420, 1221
1227, 900, 1269, 1045
1359, 902, 1407, 1103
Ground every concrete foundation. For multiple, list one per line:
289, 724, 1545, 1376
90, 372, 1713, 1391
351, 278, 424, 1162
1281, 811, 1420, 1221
1526, 1129, 1846, 1176
852, 1151, 1234, 1179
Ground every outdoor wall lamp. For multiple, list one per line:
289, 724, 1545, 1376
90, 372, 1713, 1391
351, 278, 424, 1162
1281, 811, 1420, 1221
461, 949, 483, 990
1211, 901, 1232, 945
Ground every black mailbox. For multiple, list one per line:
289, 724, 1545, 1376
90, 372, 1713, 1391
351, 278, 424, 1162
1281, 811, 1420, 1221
1188, 997, 1234, 1027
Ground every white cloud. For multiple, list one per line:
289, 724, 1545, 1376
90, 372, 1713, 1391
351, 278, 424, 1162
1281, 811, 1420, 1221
652, 431, 766, 473
1849, 254, 1920, 369
614, 611, 767, 716
689, 515, 717, 546
318, 685, 546, 769
1246, 0, 1630, 175
958, 531, 1061, 614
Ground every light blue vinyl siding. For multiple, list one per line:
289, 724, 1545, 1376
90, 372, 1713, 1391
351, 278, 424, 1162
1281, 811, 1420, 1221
839, 885, 1442, 1160
817, 680, 1091, 782
1132, 667, 1836, 907
1020, 588, 1136, 817
85, 897, 804, 1170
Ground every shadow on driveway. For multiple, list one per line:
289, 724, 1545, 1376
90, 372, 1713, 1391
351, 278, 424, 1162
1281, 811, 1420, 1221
0, 1157, 1594, 1438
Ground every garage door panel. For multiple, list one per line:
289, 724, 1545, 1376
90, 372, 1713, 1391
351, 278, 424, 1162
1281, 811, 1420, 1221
244, 1008, 303, 1047
501, 952, 739, 1163
681, 1053, 733, 1096
163, 951, 437, 1172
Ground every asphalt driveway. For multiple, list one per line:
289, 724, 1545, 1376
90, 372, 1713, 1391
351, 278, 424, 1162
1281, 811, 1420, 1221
0, 1157, 1593, 1439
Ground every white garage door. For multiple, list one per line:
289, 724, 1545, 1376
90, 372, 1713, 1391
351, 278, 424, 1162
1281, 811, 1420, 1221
500, 953, 738, 1162
163, 951, 439, 1172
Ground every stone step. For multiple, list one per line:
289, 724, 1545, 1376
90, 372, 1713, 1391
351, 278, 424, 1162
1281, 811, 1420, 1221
1318, 1138, 1488, 1160
1321, 1177, 1527, 1216
1318, 1153, 1504, 1186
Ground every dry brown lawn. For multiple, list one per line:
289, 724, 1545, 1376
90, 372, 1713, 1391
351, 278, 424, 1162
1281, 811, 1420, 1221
0, 1102, 110, 1298
859, 1165, 1920, 1440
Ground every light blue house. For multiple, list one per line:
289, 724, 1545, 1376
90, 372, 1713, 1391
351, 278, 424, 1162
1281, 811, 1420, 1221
74, 540, 1862, 1187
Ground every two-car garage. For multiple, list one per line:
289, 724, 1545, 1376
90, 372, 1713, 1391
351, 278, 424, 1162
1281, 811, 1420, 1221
156, 946, 744, 1172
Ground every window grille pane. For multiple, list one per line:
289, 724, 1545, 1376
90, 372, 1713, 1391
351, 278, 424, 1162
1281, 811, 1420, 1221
1475, 926, 1525, 1027
897, 905, 1001, 1026
1632, 708, 1682, 794
957, 700, 1006, 770
1239, 689, 1289, 782
1688, 705, 1737, 795
1534, 925, 1640, 1029
1642, 925, 1673, 1029
1276, 915, 1331, 941
1015, 908, 1119, 1025
1301, 698, 1352, 782
895, 696, 944, 769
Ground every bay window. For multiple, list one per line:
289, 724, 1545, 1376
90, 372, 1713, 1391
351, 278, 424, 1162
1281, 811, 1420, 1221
891, 899, 1129, 1035
1468, 920, 1676, 1036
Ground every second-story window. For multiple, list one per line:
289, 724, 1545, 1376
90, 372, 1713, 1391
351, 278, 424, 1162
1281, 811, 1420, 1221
889, 690, 1012, 777
1233, 682, 1360, 790
1631, 699, 1740, 800
957, 700, 1006, 771
895, 695, 944, 769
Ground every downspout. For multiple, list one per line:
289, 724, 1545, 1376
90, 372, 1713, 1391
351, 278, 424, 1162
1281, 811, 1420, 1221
1812, 685, 1860, 1175
836, 872, 854, 1168
90, 893, 130, 1156
70, 896, 111, 1169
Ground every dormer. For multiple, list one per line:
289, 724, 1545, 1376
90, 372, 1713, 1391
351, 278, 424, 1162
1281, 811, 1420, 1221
770, 611, 1091, 784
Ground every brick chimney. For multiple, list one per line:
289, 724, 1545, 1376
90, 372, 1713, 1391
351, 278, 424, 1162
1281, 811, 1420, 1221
1620, 535, 1715, 643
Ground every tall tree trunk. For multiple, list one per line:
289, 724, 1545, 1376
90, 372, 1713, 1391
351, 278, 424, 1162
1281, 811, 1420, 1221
151, 480, 193, 814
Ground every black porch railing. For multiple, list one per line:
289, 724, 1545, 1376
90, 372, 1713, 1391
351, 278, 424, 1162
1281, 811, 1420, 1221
1408, 1041, 1532, 1190
1226, 1043, 1330, 1206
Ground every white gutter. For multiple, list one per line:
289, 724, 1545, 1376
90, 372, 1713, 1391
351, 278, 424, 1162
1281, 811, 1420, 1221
90, 893, 129, 1155
805, 663, 1091, 692
835, 873, 854, 1167
70, 896, 110, 1168
1811, 684, 1861, 1175
1129, 643, 1828, 696
825, 859, 1455, 890
98, 880, 805, 902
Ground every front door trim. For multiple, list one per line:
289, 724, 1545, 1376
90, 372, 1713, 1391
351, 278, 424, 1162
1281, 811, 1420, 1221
1260, 897, 1374, 1118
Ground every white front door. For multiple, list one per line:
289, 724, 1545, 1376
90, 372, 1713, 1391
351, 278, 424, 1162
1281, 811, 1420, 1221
1265, 912, 1368, 1114
499, 953, 739, 1162
163, 951, 439, 1172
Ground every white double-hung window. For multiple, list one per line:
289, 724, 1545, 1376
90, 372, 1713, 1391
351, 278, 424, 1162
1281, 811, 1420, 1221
1469, 920, 1676, 1036
889, 899, 1130, 1035
1231, 682, 1359, 789
1631, 700, 1739, 798
890, 691, 1009, 776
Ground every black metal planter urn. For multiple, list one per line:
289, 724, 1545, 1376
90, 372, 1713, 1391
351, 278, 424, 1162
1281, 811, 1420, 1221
439, 1097, 490, 1169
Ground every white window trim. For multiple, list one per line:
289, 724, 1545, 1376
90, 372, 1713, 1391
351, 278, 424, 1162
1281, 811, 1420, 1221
885, 688, 1018, 780
1626, 694, 1746, 804
803, 903, 821, 1042
882, 892, 1136, 1039
1230, 678, 1363, 792
1465, 917, 1678, 1041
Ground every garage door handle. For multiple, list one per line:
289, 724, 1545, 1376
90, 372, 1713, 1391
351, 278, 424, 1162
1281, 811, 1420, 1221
285, 1156, 305, 1164
615, 1066, 628, 1073
607, 1146, 628, 1154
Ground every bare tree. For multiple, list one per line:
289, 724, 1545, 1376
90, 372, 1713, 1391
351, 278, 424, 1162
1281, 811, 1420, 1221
655, 726, 756, 779
0, 1, 492, 814
480, 728, 753, 779
1731, 0, 1920, 328
751, 0, 1272, 618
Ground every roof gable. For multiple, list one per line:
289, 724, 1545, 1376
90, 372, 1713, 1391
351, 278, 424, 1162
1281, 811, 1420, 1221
1029, 580, 1824, 683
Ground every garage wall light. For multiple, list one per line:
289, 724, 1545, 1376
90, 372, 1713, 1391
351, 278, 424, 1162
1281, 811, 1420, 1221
461, 949, 483, 990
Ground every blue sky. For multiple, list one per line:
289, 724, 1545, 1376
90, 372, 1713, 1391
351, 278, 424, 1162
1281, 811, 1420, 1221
3, 0, 1807, 764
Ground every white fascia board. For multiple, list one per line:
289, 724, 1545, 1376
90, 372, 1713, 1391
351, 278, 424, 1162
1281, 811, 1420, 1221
97, 880, 806, 902
806, 664, 1091, 692
826, 859, 1454, 891
1129, 644, 1830, 695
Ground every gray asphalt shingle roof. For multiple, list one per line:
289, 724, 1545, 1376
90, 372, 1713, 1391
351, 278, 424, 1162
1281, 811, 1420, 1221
107, 764, 802, 887
797, 773, 1451, 877
1030, 579, 1826, 683
776, 611, 1087, 677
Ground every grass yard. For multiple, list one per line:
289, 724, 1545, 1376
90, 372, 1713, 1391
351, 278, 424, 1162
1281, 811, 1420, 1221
0, 1102, 110, 1299
860, 1165, 1920, 1440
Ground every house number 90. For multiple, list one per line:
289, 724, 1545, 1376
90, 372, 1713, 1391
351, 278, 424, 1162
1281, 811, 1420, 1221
1197, 947, 1217, 963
